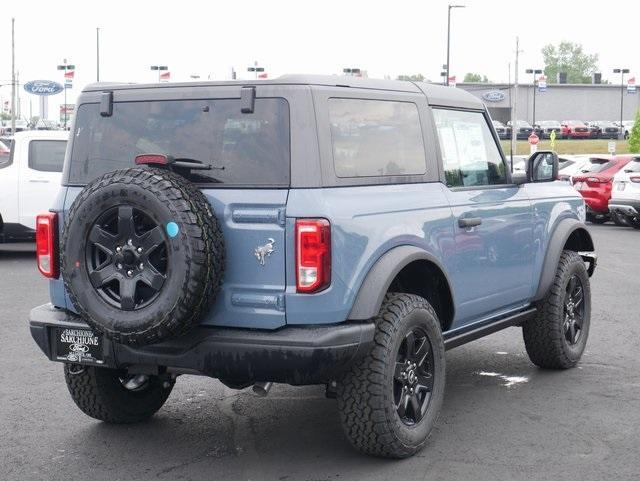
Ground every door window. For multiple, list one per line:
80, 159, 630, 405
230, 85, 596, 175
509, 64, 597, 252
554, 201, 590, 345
28, 140, 67, 172
432, 109, 507, 187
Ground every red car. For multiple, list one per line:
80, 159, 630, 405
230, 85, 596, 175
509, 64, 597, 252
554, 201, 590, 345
571, 155, 633, 223
561, 120, 591, 139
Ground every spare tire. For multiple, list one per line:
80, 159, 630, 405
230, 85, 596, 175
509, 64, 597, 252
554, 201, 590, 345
61, 167, 224, 346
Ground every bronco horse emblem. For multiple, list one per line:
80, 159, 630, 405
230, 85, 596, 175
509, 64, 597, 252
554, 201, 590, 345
254, 238, 275, 266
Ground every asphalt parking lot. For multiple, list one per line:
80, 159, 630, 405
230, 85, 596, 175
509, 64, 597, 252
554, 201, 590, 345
1, 224, 639, 481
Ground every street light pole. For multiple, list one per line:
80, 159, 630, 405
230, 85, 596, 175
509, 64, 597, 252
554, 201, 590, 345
446, 4, 465, 86
613, 68, 629, 140
526, 68, 542, 126
11, 18, 15, 134
247, 61, 264, 79
96, 28, 100, 82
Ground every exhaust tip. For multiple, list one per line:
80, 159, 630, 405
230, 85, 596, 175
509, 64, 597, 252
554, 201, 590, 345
252, 382, 273, 397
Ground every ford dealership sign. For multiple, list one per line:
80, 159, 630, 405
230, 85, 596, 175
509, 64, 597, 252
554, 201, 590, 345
23, 80, 64, 96
482, 90, 506, 102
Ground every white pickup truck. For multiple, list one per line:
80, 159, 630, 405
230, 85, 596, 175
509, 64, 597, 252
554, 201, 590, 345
0, 130, 68, 242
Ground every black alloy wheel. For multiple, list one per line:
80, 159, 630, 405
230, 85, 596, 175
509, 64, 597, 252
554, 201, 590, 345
86, 205, 168, 311
563, 275, 585, 346
394, 329, 434, 426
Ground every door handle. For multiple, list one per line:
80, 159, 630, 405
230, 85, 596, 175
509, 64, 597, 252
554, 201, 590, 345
458, 217, 482, 228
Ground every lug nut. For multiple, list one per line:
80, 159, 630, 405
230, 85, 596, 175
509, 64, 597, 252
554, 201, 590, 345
116, 246, 122, 253
139, 263, 144, 269
127, 270, 133, 277
137, 247, 143, 253
116, 263, 123, 269
127, 239, 133, 246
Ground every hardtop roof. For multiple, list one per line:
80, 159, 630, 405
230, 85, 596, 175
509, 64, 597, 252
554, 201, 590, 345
82, 74, 484, 108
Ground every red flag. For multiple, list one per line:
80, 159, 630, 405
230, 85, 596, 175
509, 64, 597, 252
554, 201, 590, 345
258, 72, 268, 79
448, 76, 456, 87
64, 70, 75, 80
159, 71, 170, 81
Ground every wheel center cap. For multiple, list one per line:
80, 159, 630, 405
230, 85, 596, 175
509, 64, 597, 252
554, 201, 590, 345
407, 369, 416, 384
122, 250, 136, 266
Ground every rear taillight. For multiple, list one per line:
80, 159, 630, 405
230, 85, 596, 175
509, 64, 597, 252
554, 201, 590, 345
630, 176, 640, 183
295, 219, 331, 293
36, 213, 58, 278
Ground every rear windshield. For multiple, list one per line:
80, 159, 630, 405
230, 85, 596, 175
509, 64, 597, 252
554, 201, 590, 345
68, 98, 290, 186
624, 159, 640, 173
29, 140, 67, 172
579, 158, 613, 173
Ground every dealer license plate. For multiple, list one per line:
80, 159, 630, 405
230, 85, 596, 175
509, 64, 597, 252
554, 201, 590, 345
54, 328, 104, 365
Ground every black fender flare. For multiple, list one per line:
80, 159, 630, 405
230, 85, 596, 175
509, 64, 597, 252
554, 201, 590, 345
348, 245, 455, 320
533, 218, 594, 301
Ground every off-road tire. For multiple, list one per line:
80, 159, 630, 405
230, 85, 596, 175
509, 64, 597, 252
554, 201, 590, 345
523, 250, 591, 369
62, 167, 224, 346
337, 293, 445, 458
63, 364, 174, 423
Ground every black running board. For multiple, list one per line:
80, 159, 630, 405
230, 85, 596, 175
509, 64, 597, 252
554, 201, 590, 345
443, 307, 537, 351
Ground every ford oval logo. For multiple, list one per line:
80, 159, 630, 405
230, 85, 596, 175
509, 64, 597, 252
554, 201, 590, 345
482, 91, 506, 102
23, 80, 64, 96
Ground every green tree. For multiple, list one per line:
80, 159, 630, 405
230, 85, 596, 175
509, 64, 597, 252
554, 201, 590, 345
629, 110, 640, 153
542, 42, 599, 84
463, 72, 489, 83
396, 74, 425, 82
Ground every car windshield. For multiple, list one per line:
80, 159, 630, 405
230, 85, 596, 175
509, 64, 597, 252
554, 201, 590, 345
68, 98, 291, 186
580, 158, 613, 173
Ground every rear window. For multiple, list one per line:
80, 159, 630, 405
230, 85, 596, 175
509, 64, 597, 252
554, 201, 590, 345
328, 98, 426, 178
68, 98, 290, 186
28, 140, 67, 172
624, 159, 640, 173
579, 158, 613, 173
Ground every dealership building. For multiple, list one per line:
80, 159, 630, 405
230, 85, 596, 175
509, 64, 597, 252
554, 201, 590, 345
457, 82, 639, 125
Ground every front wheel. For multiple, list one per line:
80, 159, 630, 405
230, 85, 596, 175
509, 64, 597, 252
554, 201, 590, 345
64, 364, 174, 423
337, 293, 445, 458
523, 251, 591, 369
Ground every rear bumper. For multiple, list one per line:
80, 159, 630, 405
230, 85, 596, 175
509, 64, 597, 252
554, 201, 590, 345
29, 304, 375, 385
608, 199, 640, 216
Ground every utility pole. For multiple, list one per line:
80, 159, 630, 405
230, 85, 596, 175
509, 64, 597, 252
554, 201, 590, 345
11, 18, 16, 134
511, 37, 522, 158
96, 28, 100, 82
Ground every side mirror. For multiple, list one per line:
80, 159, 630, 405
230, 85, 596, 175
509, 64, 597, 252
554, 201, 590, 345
528, 150, 559, 182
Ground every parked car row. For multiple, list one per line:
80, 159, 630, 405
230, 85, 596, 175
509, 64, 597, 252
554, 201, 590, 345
493, 119, 635, 140
567, 154, 640, 228
0, 119, 64, 136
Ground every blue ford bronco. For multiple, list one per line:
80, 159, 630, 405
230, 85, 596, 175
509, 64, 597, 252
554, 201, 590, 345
29, 75, 596, 458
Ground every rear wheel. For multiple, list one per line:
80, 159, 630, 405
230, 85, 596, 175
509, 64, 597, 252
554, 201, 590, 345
611, 211, 629, 227
64, 364, 174, 423
337, 293, 445, 458
628, 216, 640, 230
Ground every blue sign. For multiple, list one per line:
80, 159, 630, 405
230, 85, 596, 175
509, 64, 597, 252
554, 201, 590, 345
482, 91, 506, 102
23, 80, 64, 96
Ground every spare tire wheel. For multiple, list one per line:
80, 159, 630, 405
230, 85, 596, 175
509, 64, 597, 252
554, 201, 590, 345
61, 167, 224, 346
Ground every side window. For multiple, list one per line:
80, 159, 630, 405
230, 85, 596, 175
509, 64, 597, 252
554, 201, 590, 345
432, 109, 507, 188
28, 140, 67, 173
328, 98, 426, 178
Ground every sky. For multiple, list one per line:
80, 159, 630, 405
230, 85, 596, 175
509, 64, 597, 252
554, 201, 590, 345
1, 0, 638, 119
